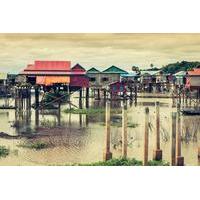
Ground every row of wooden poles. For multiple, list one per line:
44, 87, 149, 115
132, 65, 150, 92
14, 86, 32, 111
172, 88, 200, 108
104, 101, 185, 166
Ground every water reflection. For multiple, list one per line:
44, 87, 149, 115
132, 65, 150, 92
0, 96, 200, 165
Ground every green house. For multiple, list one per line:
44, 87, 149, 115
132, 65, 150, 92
86, 66, 128, 88
102, 65, 128, 74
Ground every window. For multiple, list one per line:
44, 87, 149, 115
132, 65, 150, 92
102, 77, 109, 82
89, 77, 96, 82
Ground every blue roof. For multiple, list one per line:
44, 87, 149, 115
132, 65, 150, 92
174, 71, 186, 76
140, 70, 161, 76
121, 72, 138, 77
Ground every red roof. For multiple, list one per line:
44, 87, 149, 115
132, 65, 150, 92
20, 60, 86, 76
33, 61, 71, 71
188, 68, 200, 76
71, 63, 86, 72
20, 71, 85, 75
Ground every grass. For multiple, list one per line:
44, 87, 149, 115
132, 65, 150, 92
60, 158, 170, 166
72, 157, 143, 166
0, 146, 9, 158
63, 108, 122, 115
18, 141, 49, 150
147, 160, 170, 166
63, 108, 105, 115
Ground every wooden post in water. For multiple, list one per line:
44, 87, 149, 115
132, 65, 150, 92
103, 101, 112, 161
97, 88, 100, 100
122, 102, 128, 158
176, 103, 184, 166
171, 112, 177, 166
85, 87, 89, 109
144, 107, 149, 166
35, 86, 39, 109
153, 102, 162, 161
134, 83, 137, 106
58, 102, 61, 126
198, 147, 200, 162
35, 109, 39, 128
172, 85, 176, 108
103, 89, 107, 101
79, 88, 83, 109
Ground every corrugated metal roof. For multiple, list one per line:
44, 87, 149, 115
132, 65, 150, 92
102, 66, 128, 74
20, 71, 85, 75
87, 67, 101, 73
174, 71, 186, 76
140, 70, 160, 76
23, 61, 71, 72
121, 72, 138, 77
72, 63, 86, 71
34, 61, 71, 71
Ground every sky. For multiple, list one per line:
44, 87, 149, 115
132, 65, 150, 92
0, 33, 200, 73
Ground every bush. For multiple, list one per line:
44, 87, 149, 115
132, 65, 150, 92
75, 157, 143, 166
0, 146, 9, 158
18, 141, 49, 150
147, 160, 170, 166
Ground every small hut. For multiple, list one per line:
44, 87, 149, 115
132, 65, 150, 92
186, 68, 200, 89
174, 71, 186, 86
87, 67, 101, 88
101, 65, 128, 87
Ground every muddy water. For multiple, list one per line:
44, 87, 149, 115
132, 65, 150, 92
0, 95, 200, 166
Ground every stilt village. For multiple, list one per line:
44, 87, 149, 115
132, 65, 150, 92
0, 60, 200, 166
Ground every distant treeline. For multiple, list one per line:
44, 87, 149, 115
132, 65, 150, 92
142, 61, 200, 74
162, 61, 200, 74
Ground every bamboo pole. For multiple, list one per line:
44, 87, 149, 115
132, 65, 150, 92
153, 102, 162, 161
144, 107, 149, 166
122, 102, 128, 158
103, 101, 112, 161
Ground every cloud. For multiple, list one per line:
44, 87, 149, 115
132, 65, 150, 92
0, 33, 200, 72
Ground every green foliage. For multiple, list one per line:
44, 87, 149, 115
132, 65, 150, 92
147, 160, 170, 166
76, 157, 143, 166
0, 146, 9, 158
18, 141, 49, 150
63, 108, 105, 115
162, 61, 200, 74
63, 108, 122, 115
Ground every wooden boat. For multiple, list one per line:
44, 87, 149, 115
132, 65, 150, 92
181, 108, 200, 115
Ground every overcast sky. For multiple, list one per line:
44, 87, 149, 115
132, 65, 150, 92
0, 33, 200, 73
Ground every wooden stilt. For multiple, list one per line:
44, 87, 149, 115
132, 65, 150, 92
79, 88, 83, 109
153, 101, 162, 161
134, 83, 137, 106
144, 107, 149, 166
35, 86, 39, 109
176, 103, 184, 166
97, 89, 100, 100
86, 87, 89, 108
103, 101, 112, 161
171, 112, 176, 166
58, 102, 61, 126
122, 102, 128, 158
